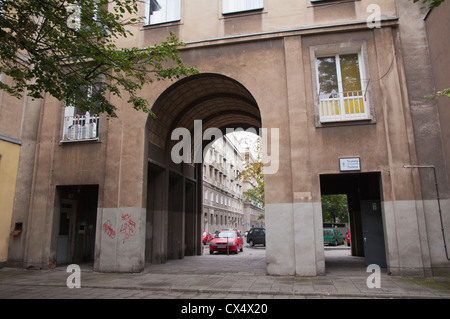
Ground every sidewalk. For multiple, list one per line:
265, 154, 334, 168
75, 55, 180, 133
0, 247, 449, 299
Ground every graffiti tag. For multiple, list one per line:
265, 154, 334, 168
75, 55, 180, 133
102, 214, 137, 244
119, 213, 137, 244
102, 219, 116, 239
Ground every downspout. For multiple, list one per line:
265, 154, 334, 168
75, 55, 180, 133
404, 165, 450, 261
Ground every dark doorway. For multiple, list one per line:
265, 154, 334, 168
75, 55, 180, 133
320, 173, 387, 268
55, 185, 99, 265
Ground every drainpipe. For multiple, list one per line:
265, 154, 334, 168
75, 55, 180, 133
404, 165, 450, 261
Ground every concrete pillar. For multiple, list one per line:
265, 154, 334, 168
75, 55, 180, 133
266, 36, 325, 277
94, 106, 148, 273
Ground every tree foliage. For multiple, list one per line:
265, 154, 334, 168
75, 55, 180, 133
241, 161, 264, 208
321, 195, 349, 224
411, 0, 446, 9
427, 88, 450, 100
0, 0, 198, 118
237, 138, 264, 211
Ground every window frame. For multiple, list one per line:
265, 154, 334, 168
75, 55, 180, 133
307, 0, 361, 7
222, 0, 264, 15
310, 41, 375, 126
60, 84, 101, 144
61, 105, 100, 143
144, 0, 181, 26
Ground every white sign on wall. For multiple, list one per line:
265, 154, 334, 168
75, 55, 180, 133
339, 157, 361, 172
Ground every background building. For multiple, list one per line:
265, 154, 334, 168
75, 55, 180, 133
202, 134, 245, 233
202, 133, 265, 234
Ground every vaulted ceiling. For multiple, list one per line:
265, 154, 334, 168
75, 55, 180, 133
148, 73, 261, 150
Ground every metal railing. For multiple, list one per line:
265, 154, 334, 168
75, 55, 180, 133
62, 115, 99, 142
319, 90, 367, 122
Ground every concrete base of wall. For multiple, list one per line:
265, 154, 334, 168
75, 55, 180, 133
383, 199, 450, 277
265, 202, 325, 277
94, 207, 146, 273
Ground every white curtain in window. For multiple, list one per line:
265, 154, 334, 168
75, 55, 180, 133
146, 0, 180, 25
223, 0, 264, 14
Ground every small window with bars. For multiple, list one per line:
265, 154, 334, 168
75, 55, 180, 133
61, 85, 100, 142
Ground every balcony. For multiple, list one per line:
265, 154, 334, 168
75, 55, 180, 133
61, 115, 99, 142
319, 90, 368, 123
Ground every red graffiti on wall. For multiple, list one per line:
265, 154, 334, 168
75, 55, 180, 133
102, 214, 137, 244
119, 213, 136, 244
102, 220, 116, 239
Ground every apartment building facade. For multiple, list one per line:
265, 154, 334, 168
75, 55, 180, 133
202, 133, 265, 234
2, 0, 449, 277
202, 134, 246, 233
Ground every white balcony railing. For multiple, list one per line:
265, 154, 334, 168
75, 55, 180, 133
319, 90, 368, 122
62, 114, 99, 142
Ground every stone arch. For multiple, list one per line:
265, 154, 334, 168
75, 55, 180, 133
145, 73, 262, 264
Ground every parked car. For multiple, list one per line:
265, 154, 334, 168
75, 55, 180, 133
246, 227, 265, 247
323, 228, 345, 246
202, 231, 213, 245
209, 230, 244, 254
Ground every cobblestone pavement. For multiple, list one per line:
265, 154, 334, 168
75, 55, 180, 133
0, 246, 449, 300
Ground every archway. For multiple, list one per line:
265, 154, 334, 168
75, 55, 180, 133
145, 73, 262, 264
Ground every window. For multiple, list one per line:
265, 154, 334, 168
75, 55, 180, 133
315, 52, 369, 123
223, 0, 263, 14
62, 107, 99, 142
61, 85, 100, 142
145, 0, 180, 25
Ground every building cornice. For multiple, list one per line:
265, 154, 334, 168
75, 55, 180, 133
183, 18, 399, 50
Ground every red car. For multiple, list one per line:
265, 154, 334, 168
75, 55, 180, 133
202, 231, 213, 245
209, 230, 244, 254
